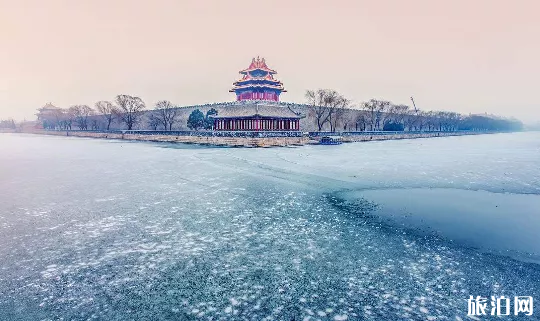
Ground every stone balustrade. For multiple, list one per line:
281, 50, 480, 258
28, 129, 493, 147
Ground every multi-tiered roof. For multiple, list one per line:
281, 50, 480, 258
230, 57, 286, 101
36, 103, 61, 119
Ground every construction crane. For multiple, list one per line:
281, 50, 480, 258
410, 96, 418, 113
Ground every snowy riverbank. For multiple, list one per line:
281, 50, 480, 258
23, 129, 496, 147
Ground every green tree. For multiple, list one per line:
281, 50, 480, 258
187, 109, 205, 130
204, 108, 218, 129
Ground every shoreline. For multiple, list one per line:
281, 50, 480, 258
9, 129, 500, 147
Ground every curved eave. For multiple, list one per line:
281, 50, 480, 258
229, 89, 287, 93
230, 86, 286, 92
232, 80, 284, 86
236, 76, 280, 82
231, 84, 285, 88
229, 87, 288, 93
239, 68, 277, 74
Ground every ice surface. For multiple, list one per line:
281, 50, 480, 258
338, 188, 540, 261
0, 132, 539, 320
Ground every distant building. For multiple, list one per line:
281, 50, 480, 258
36, 103, 62, 129
230, 57, 286, 102
36, 102, 60, 114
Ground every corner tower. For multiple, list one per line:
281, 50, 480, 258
230, 57, 286, 101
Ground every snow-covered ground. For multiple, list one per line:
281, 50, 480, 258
0, 132, 539, 320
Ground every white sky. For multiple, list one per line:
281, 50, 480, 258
1, 0, 539, 123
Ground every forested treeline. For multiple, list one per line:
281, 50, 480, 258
35, 91, 523, 132
306, 89, 523, 132
0, 119, 16, 129
38, 95, 175, 131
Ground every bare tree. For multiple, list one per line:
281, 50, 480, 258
328, 96, 350, 132
147, 112, 160, 130
91, 119, 99, 130
448, 112, 462, 131
58, 108, 74, 130
362, 100, 376, 130
70, 105, 94, 130
154, 100, 178, 130
383, 104, 409, 129
340, 109, 355, 131
403, 109, 420, 131
95, 101, 118, 130
0, 119, 16, 130
306, 89, 348, 131
306, 89, 330, 131
379, 103, 395, 129
431, 111, 462, 131
362, 99, 389, 131
425, 111, 437, 131
355, 113, 368, 131
416, 111, 427, 131
114, 95, 146, 130
54, 108, 67, 129
375, 100, 391, 130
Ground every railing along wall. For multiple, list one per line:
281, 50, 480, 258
48, 129, 304, 138
44, 129, 498, 138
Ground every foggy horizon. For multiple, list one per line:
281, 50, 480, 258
1, 0, 540, 123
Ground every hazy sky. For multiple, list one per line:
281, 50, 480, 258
1, 0, 539, 122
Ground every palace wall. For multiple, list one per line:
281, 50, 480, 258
87, 102, 367, 132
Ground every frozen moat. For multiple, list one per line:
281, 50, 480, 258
0, 132, 539, 320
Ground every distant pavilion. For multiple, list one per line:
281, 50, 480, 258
36, 103, 62, 129
212, 57, 302, 131
36, 103, 61, 120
